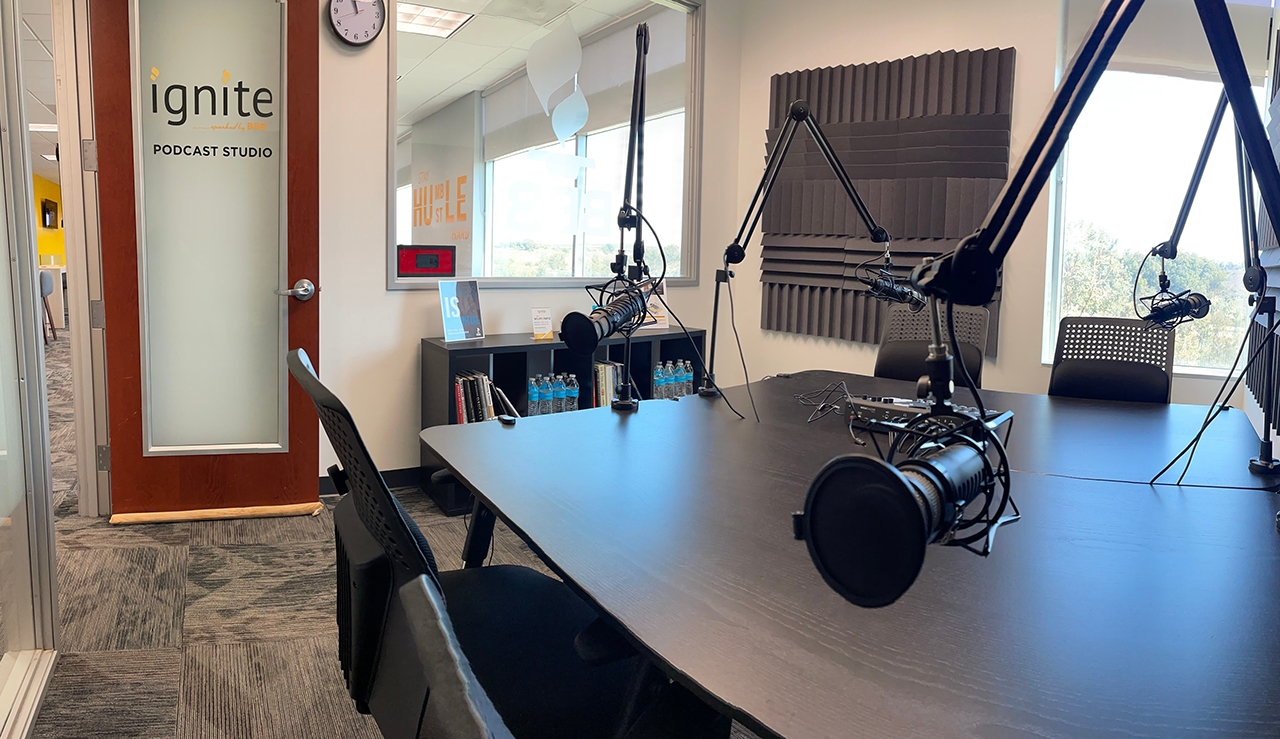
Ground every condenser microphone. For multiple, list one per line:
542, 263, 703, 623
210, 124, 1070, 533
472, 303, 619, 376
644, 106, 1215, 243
866, 274, 926, 311
1143, 291, 1211, 327
561, 280, 655, 355
795, 441, 991, 608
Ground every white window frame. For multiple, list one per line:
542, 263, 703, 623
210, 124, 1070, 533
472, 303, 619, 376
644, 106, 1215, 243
483, 110, 688, 281
1043, 73, 1261, 379
385, 0, 705, 290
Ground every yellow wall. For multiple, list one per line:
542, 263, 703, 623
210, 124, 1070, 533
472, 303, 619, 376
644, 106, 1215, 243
31, 175, 63, 263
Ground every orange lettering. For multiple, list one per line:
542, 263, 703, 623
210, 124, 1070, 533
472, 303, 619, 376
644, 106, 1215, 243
456, 176, 467, 222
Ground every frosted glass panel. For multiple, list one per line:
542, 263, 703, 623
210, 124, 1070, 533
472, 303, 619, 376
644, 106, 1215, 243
135, 0, 285, 452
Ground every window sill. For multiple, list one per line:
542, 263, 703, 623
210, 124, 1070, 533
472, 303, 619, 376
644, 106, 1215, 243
1038, 360, 1238, 381
387, 274, 700, 291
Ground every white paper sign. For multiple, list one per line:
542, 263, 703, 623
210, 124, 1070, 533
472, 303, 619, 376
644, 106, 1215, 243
532, 307, 554, 340
135, 0, 285, 450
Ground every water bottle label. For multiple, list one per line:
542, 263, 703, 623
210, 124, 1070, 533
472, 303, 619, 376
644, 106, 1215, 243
567, 389, 579, 397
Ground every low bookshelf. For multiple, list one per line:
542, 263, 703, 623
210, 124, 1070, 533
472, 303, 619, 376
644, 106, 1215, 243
420, 326, 706, 515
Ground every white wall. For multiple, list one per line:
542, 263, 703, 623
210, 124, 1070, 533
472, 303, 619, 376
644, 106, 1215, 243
705, 0, 1243, 408
317, 0, 742, 474
318, 0, 1240, 477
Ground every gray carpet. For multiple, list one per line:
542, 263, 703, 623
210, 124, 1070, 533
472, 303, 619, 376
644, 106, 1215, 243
33, 334, 763, 738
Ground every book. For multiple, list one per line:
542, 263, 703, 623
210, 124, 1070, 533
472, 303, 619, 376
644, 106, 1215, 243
454, 380, 467, 424
479, 374, 496, 419
492, 384, 517, 417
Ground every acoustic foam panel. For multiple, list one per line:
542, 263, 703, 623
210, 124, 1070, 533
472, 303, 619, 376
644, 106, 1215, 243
758, 48, 1015, 356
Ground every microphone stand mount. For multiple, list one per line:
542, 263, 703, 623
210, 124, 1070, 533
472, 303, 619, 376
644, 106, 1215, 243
700, 100, 892, 398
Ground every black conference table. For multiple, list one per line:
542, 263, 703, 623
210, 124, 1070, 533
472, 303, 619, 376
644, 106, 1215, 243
419, 370, 1280, 739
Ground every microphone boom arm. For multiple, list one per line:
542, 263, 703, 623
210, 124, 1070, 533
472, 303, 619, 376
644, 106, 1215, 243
1154, 89, 1228, 261
701, 100, 891, 396
912, 0, 1280, 308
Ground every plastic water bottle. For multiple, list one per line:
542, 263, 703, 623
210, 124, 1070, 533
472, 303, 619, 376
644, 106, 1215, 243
677, 361, 690, 398
653, 365, 667, 400
527, 376, 541, 416
551, 374, 567, 414
565, 374, 579, 412
684, 361, 695, 396
663, 361, 678, 399
538, 375, 554, 416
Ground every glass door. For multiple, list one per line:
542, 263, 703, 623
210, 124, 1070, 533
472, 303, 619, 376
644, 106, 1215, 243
0, 0, 62, 729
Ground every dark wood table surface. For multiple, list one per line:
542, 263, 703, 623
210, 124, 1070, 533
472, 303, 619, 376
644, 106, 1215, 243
420, 374, 1280, 739
720, 369, 1278, 491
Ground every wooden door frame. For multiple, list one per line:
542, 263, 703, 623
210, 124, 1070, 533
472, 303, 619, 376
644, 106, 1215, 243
90, 0, 320, 518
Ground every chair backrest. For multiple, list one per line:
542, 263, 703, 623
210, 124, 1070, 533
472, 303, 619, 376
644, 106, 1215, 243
1048, 316, 1174, 404
287, 349, 439, 589
288, 349, 514, 739
366, 577, 514, 739
39, 269, 53, 297
874, 303, 990, 386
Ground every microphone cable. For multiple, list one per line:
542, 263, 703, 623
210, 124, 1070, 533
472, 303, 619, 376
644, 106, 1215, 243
724, 263, 760, 422
623, 205, 748, 421
948, 299, 987, 422
1151, 297, 1270, 485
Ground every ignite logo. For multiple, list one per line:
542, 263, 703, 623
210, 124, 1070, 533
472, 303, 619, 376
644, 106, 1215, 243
149, 67, 274, 127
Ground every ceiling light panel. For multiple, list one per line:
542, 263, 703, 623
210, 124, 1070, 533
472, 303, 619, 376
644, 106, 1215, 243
397, 3, 473, 38
41, 153, 56, 161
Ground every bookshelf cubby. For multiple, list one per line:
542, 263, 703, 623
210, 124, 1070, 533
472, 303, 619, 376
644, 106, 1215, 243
420, 326, 705, 515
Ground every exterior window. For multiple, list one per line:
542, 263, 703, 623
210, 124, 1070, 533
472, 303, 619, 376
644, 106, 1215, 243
486, 111, 685, 279
1054, 71, 1259, 370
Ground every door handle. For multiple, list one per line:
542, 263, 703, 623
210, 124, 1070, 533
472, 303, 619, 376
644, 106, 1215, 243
276, 278, 316, 302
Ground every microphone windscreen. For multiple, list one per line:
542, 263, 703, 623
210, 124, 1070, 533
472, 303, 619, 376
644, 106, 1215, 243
561, 311, 600, 355
1188, 293, 1211, 319
803, 455, 929, 608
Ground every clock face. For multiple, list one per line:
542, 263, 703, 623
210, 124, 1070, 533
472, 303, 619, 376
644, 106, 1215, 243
330, 0, 385, 47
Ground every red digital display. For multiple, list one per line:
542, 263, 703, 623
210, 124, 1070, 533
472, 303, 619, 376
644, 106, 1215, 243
397, 245, 456, 278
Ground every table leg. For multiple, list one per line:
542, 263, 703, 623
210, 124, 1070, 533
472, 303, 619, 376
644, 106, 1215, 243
462, 498, 495, 568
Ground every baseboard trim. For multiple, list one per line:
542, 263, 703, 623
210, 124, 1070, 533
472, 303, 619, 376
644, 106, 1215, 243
319, 466, 420, 496
109, 501, 324, 525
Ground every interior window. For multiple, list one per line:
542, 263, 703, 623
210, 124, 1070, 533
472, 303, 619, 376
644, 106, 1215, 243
390, 2, 700, 286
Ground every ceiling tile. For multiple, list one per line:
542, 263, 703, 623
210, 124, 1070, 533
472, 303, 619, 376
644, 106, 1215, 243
451, 15, 537, 48
417, 41, 502, 77
482, 0, 575, 25
21, 37, 51, 62
26, 97, 55, 124
21, 0, 52, 18
511, 25, 548, 50
579, 0, 649, 18
396, 30, 446, 64
482, 47, 526, 71
22, 59, 53, 84
27, 88, 57, 108
22, 13, 51, 41
409, 0, 490, 13
566, 6, 610, 34
461, 66, 507, 90
396, 69, 453, 119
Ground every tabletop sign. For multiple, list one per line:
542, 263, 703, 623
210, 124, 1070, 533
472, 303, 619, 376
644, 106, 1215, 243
133, 0, 287, 453
440, 280, 484, 342
531, 307, 553, 340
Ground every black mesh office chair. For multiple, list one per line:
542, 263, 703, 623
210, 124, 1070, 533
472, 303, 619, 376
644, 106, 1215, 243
287, 349, 728, 739
874, 303, 990, 387
1048, 317, 1175, 404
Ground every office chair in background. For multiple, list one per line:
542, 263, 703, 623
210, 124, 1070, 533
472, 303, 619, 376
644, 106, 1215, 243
39, 269, 56, 345
287, 350, 728, 739
1048, 316, 1175, 404
874, 302, 989, 387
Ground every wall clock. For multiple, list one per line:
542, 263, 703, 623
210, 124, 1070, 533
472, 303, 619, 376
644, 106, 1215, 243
329, 0, 385, 47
